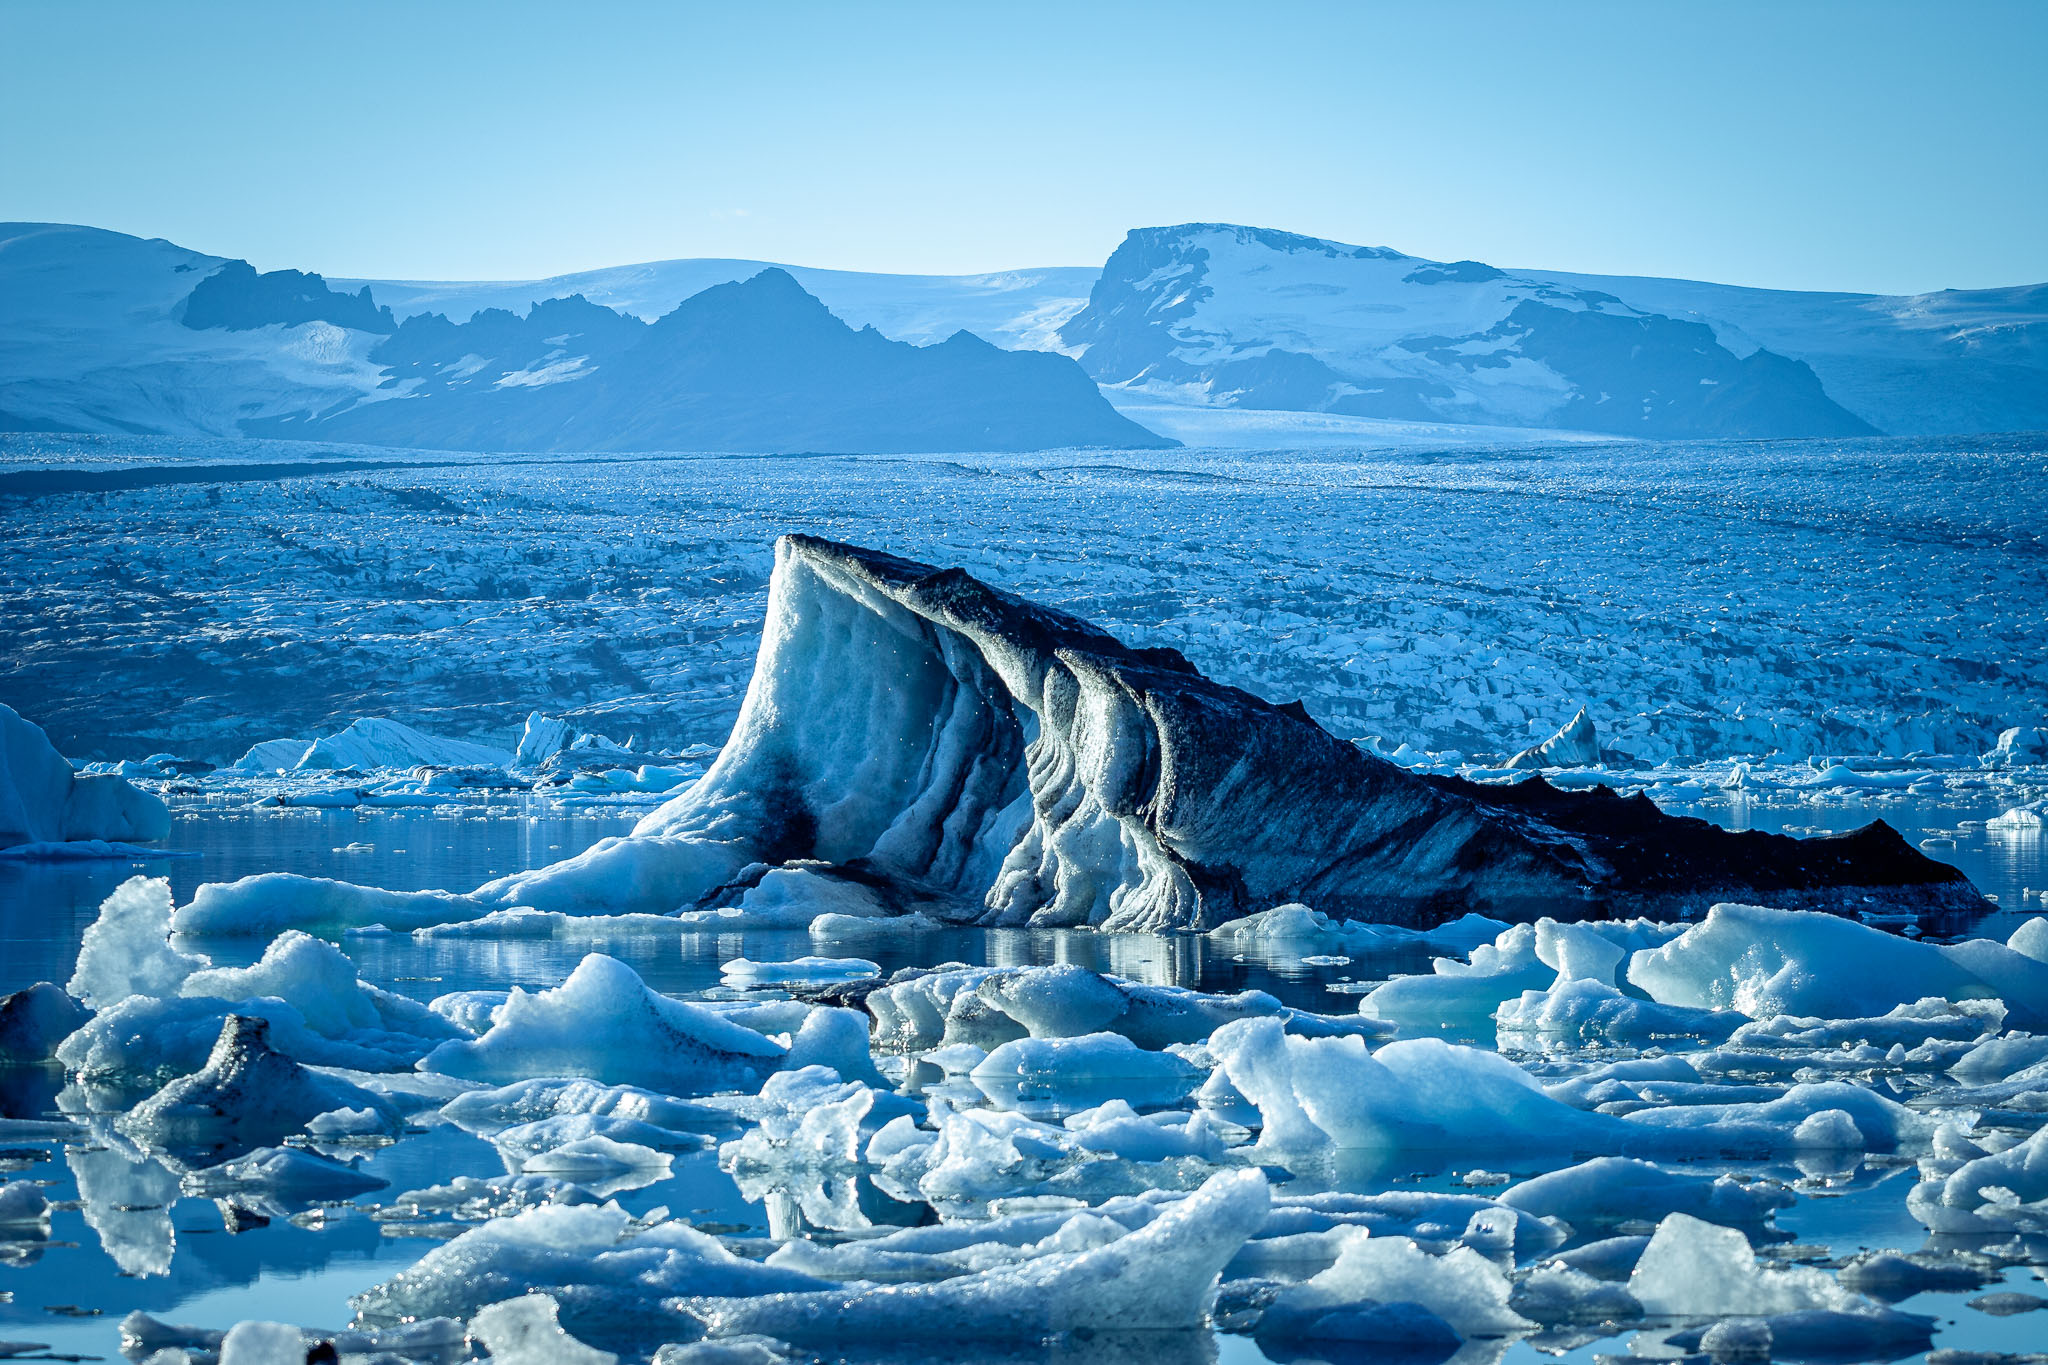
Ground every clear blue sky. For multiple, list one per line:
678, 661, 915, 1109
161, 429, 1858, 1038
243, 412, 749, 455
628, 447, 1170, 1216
4, 1, 2043, 293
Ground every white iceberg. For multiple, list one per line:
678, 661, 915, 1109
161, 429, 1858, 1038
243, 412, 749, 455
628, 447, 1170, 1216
1, 703, 170, 848
418, 953, 785, 1094
1505, 705, 1601, 769
295, 716, 512, 771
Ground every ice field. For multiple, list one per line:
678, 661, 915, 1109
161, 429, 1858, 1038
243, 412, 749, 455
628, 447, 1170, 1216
3, 431, 2048, 1362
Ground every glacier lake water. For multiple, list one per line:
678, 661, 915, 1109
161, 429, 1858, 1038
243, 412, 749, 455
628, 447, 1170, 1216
2, 795, 2045, 1362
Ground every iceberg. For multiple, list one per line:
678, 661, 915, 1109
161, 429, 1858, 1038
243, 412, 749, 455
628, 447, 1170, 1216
295, 716, 513, 771
0, 702, 170, 848
226, 736, 310, 773
418, 953, 785, 1094
166, 539, 1986, 935
0, 979, 91, 1060
1626, 902, 2048, 1029
118, 1014, 399, 1148
1504, 705, 1601, 769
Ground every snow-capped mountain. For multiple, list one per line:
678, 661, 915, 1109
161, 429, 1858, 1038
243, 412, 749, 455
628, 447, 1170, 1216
0, 223, 1164, 453
1058, 224, 2047, 439
5, 220, 2043, 448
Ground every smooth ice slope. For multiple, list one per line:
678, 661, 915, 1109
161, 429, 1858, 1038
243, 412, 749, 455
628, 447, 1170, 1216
0, 703, 169, 848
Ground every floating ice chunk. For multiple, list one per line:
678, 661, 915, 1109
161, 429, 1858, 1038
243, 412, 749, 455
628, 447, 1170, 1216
469, 1292, 618, 1364
1731, 996, 2004, 1053
721, 1068, 917, 1176
180, 928, 461, 1042
867, 963, 1327, 1055
176, 871, 487, 936
67, 875, 202, 1009
119, 1014, 398, 1148
218, 1321, 310, 1365
180, 1144, 386, 1203
1499, 1157, 1792, 1230
1627, 903, 2048, 1029
227, 736, 310, 773
808, 910, 944, 938
971, 1032, 1202, 1107
1210, 1017, 1617, 1154
780, 1006, 887, 1086
120, 1311, 465, 1364
493, 1113, 708, 1160
1506, 706, 1601, 770
1264, 1230, 1533, 1338
1358, 924, 1556, 1029
420, 954, 784, 1094
1627, 1212, 1865, 1316
442, 1077, 729, 1137
375, 1172, 602, 1227
296, 716, 512, 771
687, 1169, 1269, 1341
1983, 727, 2048, 767
1209, 905, 1510, 957
1952, 1032, 2048, 1084
1989, 805, 2045, 831
720, 956, 879, 987
0, 980, 90, 1060
1495, 977, 1743, 1044
1909, 1126, 2048, 1233
430, 988, 511, 1033
353, 1199, 824, 1327
2012, 916, 2048, 964
677, 864, 896, 929
1622, 1080, 1935, 1152
0, 703, 171, 847
1063, 1099, 1233, 1162
306, 1104, 401, 1139
979, 963, 1129, 1036
472, 1292, 618, 1365
0, 1178, 49, 1227
57, 992, 425, 1079
521, 1134, 673, 1181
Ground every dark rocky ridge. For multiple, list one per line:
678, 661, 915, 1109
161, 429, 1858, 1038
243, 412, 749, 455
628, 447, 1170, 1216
240, 268, 1175, 454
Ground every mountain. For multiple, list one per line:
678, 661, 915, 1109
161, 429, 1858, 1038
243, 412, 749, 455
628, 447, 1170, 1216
0, 224, 1168, 453
337, 260, 1096, 351
5, 220, 2043, 448
1057, 224, 2047, 439
251, 268, 1170, 452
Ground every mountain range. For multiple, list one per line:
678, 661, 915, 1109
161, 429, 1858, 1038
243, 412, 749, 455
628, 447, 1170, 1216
2, 219, 2041, 451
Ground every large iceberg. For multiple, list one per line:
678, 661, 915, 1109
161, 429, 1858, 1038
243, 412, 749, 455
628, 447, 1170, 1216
168, 538, 1984, 935
0, 702, 170, 848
